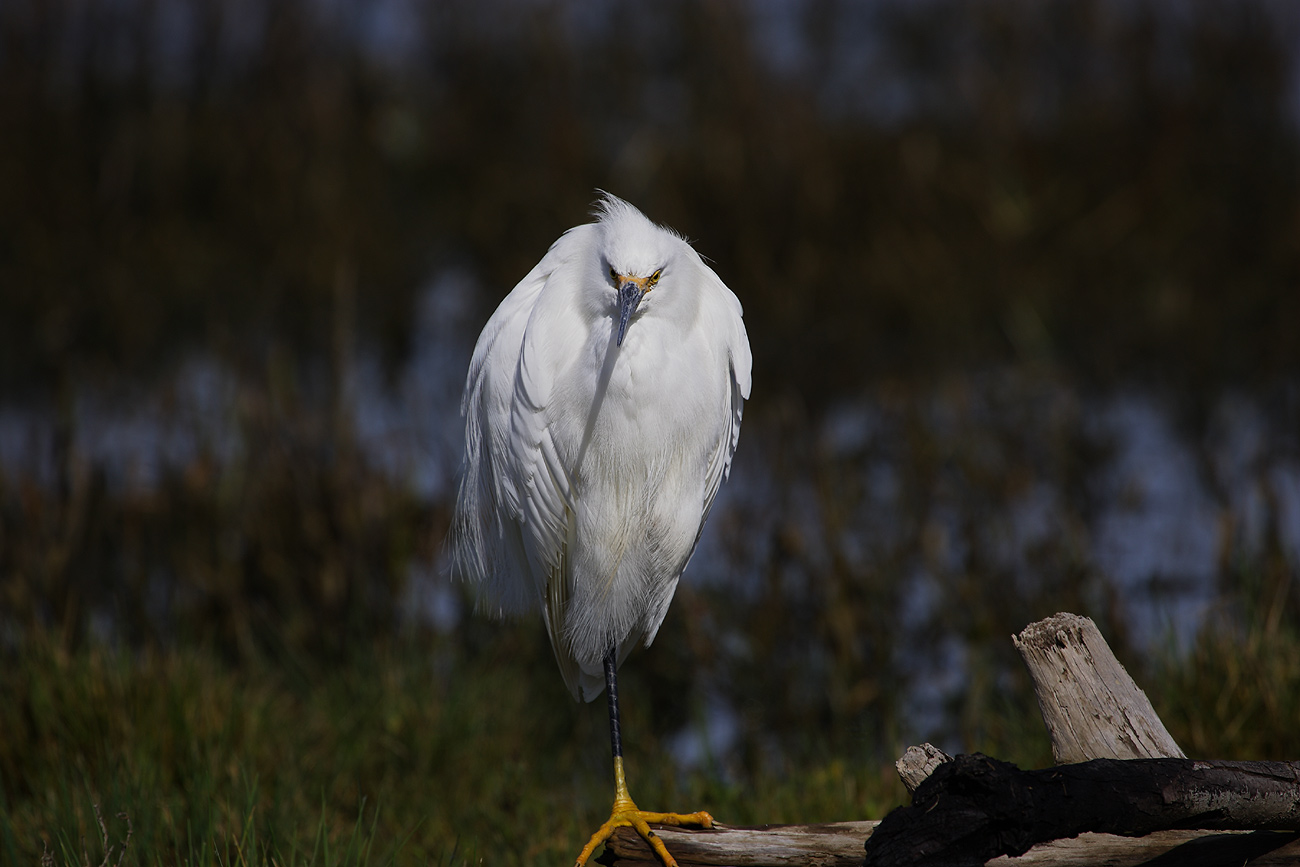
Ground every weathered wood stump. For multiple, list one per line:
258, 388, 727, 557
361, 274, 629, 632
897, 743, 954, 795
1012, 612, 1184, 763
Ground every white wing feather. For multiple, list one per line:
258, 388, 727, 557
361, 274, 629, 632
449, 228, 585, 617
508, 278, 587, 697
699, 262, 752, 526
641, 262, 751, 650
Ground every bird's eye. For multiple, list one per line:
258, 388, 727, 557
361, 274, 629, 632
609, 266, 618, 282
648, 269, 662, 286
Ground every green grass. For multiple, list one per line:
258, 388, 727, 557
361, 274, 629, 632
0, 623, 905, 866
1, 631, 591, 865
5, 577, 1298, 866
1149, 568, 1300, 761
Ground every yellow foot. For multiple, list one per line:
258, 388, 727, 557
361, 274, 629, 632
574, 795, 713, 867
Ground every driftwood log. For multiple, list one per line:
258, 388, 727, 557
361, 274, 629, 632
603, 613, 1300, 866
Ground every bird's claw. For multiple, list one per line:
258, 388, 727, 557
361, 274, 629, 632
574, 802, 714, 867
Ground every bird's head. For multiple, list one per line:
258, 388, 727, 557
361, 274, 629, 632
592, 193, 687, 347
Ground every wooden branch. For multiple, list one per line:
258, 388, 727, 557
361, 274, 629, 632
606, 822, 1300, 866
862, 753, 1300, 867
1013, 612, 1184, 764
604, 821, 876, 866
984, 830, 1300, 866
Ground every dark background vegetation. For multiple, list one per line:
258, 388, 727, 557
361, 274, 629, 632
2, 0, 1299, 864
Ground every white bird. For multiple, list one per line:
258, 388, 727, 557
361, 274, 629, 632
449, 193, 751, 866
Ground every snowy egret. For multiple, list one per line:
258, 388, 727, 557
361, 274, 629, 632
449, 193, 751, 866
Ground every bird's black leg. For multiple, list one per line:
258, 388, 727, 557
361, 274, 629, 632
604, 645, 622, 763
573, 645, 714, 867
